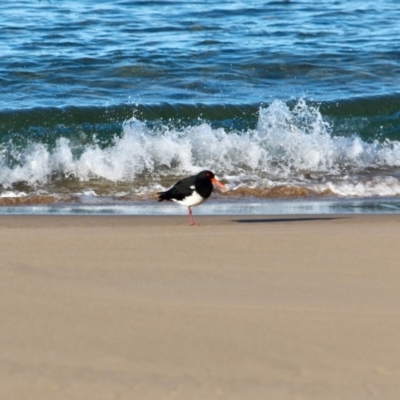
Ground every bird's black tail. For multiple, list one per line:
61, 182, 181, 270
157, 191, 169, 202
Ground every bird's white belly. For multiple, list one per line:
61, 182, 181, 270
173, 191, 206, 207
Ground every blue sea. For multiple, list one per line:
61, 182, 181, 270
1, 0, 400, 214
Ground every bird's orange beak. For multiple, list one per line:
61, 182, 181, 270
211, 177, 227, 191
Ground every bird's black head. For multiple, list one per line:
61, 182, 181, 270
197, 170, 215, 180
195, 170, 227, 193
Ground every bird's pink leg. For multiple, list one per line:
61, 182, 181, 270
188, 207, 197, 226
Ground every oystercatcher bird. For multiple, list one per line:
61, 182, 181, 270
157, 170, 227, 226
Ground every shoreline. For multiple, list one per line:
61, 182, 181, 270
0, 196, 400, 216
1, 214, 400, 399
1, 212, 400, 226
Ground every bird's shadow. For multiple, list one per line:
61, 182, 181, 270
232, 217, 344, 224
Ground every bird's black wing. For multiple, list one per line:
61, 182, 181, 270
157, 175, 196, 201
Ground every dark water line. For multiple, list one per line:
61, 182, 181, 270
321, 93, 400, 117
0, 103, 259, 134
2, 95, 400, 142
2, 93, 400, 124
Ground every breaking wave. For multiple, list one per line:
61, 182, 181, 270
0, 99, 400, 200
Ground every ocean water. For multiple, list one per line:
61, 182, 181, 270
1, 0, 400, 213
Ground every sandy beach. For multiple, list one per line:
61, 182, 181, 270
1, 214, 400, 399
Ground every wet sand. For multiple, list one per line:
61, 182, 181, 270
1, 214, 400, 399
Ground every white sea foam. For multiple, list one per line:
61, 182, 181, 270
317, 176, 400, 197
1, 99, 400, 198
0, 191, 27, 198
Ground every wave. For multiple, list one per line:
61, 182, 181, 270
0, 98, 400, 200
